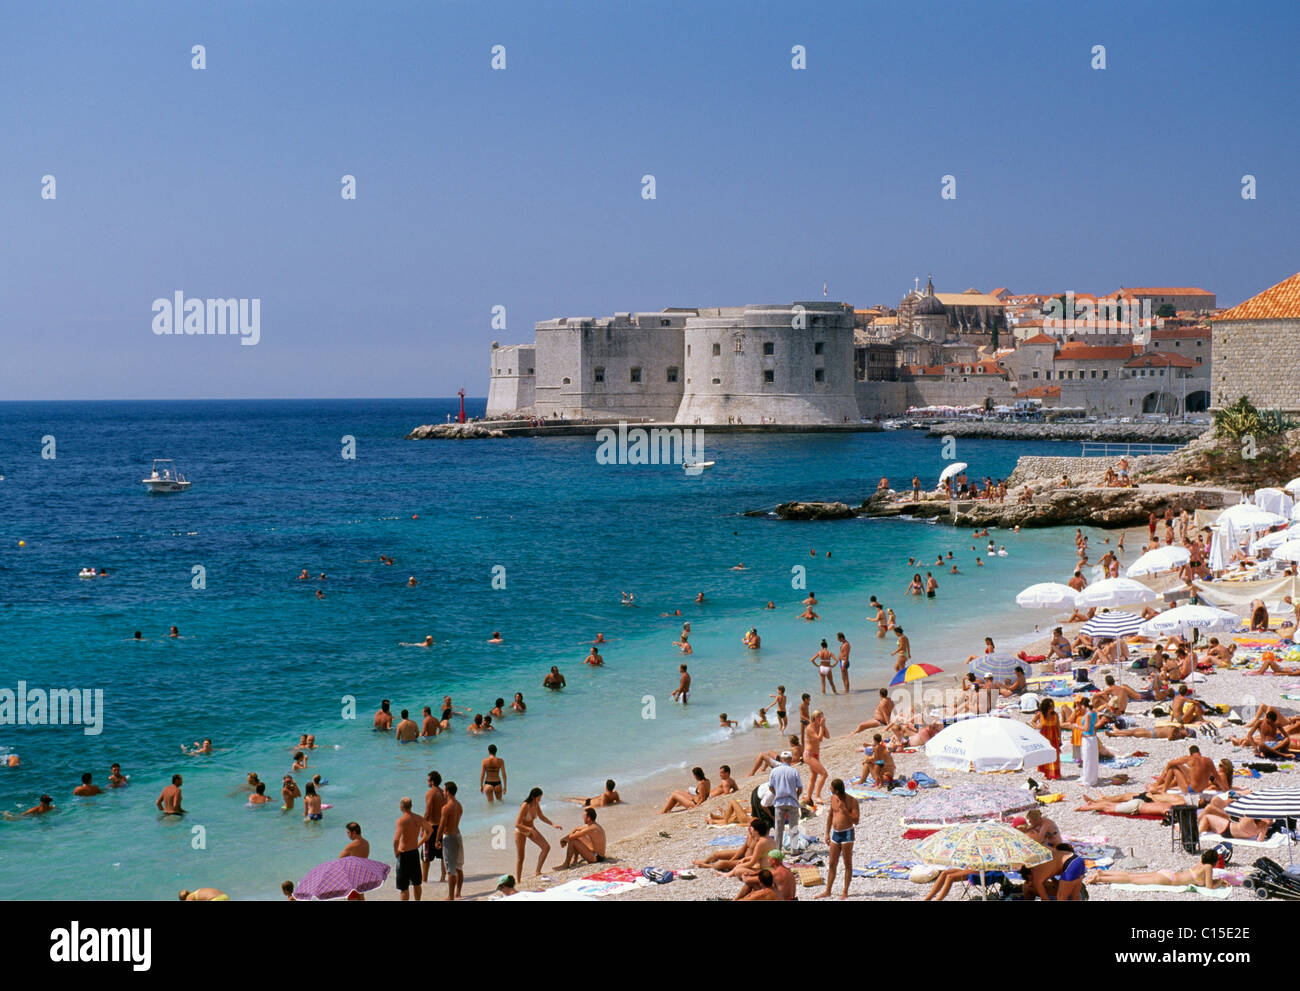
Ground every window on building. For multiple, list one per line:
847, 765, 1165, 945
686, 344, 691, 357
629, 367, 642, 383
711, 377, 721, 385
763, 342, 774, 356
666, 366, 679, 383
712, 343, 721, 357
764, 369, 775, 383
734, 337, 744, 353
1102, 370, 1108, 379
562, 377, 571, 385
660, 319, 671, 327
814, 342, 824, 355
593, 367, 604, 383
814, 369, 825, 383
1195, 356, 1202, 364
507, 368, 512, 374
1032, 371, 1039, 379
1090, 370, 1096, 379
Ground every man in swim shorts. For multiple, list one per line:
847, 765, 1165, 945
395, 709, 419, 743
393, 796, 432, 901
422, 771, 446, 884
156, 774, 185, 816
436, 782, 465, 900
836, 632, 851, 692
559, 806, 607, 867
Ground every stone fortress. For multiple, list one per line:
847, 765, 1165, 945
486, 273, 1293, 424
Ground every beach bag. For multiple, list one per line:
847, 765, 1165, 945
1212, 842, 1233, 867
641, 867, 675, 884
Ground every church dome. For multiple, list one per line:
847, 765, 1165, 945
915, 293, 945, 316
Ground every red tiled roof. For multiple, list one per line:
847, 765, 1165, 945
1149, 326, 1211, 340
1213, 272, 1300, 322
1054, 344, 1135, 361
1022, 333, 1057, 345
1123, 352, 1197, 369
1018, 385, 1061, 398
1109, 287, 1215, 297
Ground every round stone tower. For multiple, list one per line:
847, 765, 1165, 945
674, 302, 859, 425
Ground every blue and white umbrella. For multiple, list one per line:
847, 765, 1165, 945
969, 653, 1024, 681
1079, 610, 1146, 639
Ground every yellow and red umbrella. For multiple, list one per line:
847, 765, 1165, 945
890, 663, 943, 686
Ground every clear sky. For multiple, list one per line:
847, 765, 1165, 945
2, 0, 1297, 399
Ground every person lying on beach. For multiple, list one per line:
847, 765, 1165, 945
706, 798, 754, 826
1090, 851, 1223, 889
563, 779, 620, 808
853, 689, 896, 733
1204, 640, 1236, 667
660, 767, 711, 814
1198, 810, 1275, 842
1106, 724, 1189, 741
1063, 605, 1095, 625
886, 719, 941, 751
559, 807, 606, 868
1248, 655, 1300, 676
1074, 794, 1172, 816
924, 866, 981, 901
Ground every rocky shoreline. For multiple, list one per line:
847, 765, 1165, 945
925, 421, 1208, 442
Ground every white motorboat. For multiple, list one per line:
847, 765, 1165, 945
142, 459, 191, 493
683, 460, 715, 471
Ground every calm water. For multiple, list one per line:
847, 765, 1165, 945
0, 400, 1094, 898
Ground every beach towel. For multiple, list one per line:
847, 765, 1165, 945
902, 828, 939, 840
583, 866, 646, 884
1108, 883, 1231, 898
1214, 832, 1289, 849
1097, 810, 1165, 821
1036, 793, 1065, 804
705, 834, 745, 847
854, 860, 918, 879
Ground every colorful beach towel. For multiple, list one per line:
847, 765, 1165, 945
853, 860, 918, 879
583, 866, 645, 884
902, 828, 939, 840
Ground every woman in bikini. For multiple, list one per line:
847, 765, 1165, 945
513, 787, 560, 880
817, 779, 859, 900
1089, 850, 1223, 888
906, 574, 924, 596
810, 640, 838, 695
302, 782, 323, 821
804, 711, 830, 809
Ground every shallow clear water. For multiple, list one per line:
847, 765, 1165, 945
0, 400, 1096, 898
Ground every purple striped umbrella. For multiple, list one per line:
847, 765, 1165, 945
295, 856, 391, 900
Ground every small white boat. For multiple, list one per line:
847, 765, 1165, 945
142, 458, 191, 494
78, 568, 96, 579
683, 460, 715, 471
881, 420, 904, 430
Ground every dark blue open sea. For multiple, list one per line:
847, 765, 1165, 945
0, 399, 1094, 898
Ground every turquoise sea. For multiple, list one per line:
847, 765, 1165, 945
0, 400, 1100, 899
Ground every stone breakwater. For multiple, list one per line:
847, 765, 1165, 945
406, 423, 507, 439
747, 483, 1237, 528
925, 421, 1209, 442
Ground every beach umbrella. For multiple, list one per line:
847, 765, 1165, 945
892, 662, 943, 714
294, 856, 391, 900
903, 783, 1040, 826
915, 821, 1051, 896
1250, 525, 1300, 554
1137, 604, 1239, 640
1079, 610, 1146, 639
1015, 582, 1077, 609
1271, 539, 1300, 564
1215, 504, 1287, 533
1254, 488, 1294, 517
1125, 545, 1190, 577
1074, 577, 1158, 610
1285, 478, 1300, 494
938, 462, 967, 485
1208, 528, 1228, 573
925, 716, 1056, 772
969, 653, 1024, 681
1225, 788, 1300, 820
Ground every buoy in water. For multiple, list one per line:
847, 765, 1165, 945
18, 540, 25, 547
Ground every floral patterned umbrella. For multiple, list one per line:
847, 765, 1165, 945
902, 783, 1040, 826
916, 821, 1051, 871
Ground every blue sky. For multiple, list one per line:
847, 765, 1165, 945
2, 0, 1297, 399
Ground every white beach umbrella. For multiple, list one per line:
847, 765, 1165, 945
1215, 504, 1287, 533
1271, 539, 1300, 564
1074, 577, 1158, 609
1137, 604, 1240, 640
1207, 528, 1228, 573
1014, 582, 1077, 609
925, 716, 1056, 773
1250, 525, 1300, 554
1285, 478, 1300, 494
1125, 545, 1191, 577
938, 462, 968, 485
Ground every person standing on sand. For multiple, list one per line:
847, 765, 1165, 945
393, 796, 432, 902
768, 752, 802, 852
436, 782, 464, 900
805, 711, 830, 808
891, 627, 911, 672
671, 664, 691, 704
1031, 699, 1062, 780
818, 778, 859, 900
480, 744, 506, 803
514, 787, 561, 879
1077, 697, 1099, 786
798, 693, 812, 747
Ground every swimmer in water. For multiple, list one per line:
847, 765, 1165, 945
183, 738, 213, 756
298, 569, 309, 580
591, 633, 607, 644
395, 710, 419, 743
800, 604, 820, 622
303, 782, 323, 821
132, 631, 144, 641
73, 773, 102, 797
157, 775, 186, 816
421, 706, 440, 738
695, 592, 706, 604
487, 631, 503, 644
5, 795, 55, 818
374, 700, 393, 731
169, 626, 180, 638
732, 563, 745, 571
304, 734, 317, 749
281, 775, 301, 811
315, 589, 325, 599
512, 693, 527, 713
398, 635, 434, 648
765, 601, 775, 609
543, 667, 566, 690
293, 750, 309, 770
109, 763, 128, 788
249, 782, 272, 804
407, 576, 418, 586
584, 646, 604, 666
490, 698, 506, 718
719, 713, 738, 729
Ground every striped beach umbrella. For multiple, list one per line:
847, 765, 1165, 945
891, 663, 943, 686
1225, 788, 1300, 820
1079, 610, 1146, 639
969, 652, 1023, 681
